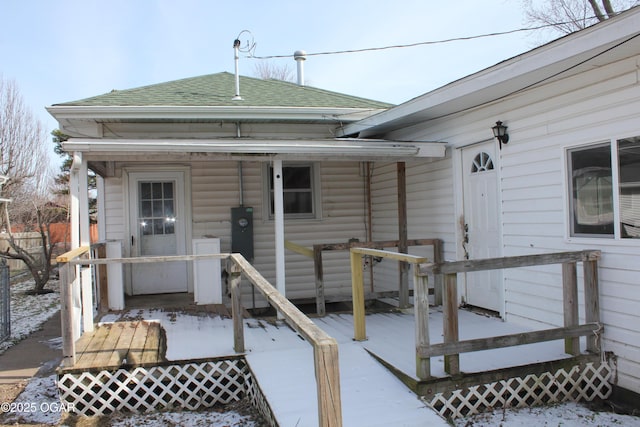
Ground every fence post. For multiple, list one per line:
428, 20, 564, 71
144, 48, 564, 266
583, 259, 601, 353
228, 259, 245, 353
315, 339, 343, 427
433, 239, 444, 306
562, 262, 580, 355
443, 272, 460, 375
350, 250, 366, 341
414, 268, 431, 380
59, 262, 76, 367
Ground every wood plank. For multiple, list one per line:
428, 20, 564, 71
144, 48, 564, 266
418, 323, 601, 358
74, 324, 113, 370
583, 260, 601, 353
350, 251, 366, 341
90, 322, 126, 370
126, 322, 151, 365
284, 240, 314, 258
397, 161, 409, 309
414, 271, 430, 380
141, 323, 162, 365
443, 273, 459, 375
56, 246, 90, 263
420, 250, 601, 275
350, 248, 428, 264
113, 321, 141, 365
562, 262, 580, 356
59, 263, 76, 367
69, 253, 230, 266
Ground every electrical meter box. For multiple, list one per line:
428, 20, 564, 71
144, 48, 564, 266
231, 207, 254, 261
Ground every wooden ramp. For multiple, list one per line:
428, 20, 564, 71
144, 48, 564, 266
58, 320, 166, 373
246, 342, 448, 427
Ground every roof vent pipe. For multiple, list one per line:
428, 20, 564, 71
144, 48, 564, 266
294, 50, 306, 86
232, 39, 243, 100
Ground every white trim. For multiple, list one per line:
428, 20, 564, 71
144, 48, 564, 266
123, 166, 193, 294
62, 138, 446, 159
47, 105, 386, 122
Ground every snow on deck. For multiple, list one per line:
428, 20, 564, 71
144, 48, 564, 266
101, 308, 572, 426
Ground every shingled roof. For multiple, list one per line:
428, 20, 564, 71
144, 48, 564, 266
54, 72, 392, 109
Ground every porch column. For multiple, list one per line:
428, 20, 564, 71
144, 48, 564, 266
78, 156, 93, 333
68, 153, 82, 340
273, 159, 286, 304
397, 162, 409, 308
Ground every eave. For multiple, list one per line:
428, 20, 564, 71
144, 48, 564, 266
46, 105, 385, 123
62, 137, 447, 163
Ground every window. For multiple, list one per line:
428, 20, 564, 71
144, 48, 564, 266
266, 163, 320, 219
568, 137, 640, 238
139, 181, 175, 235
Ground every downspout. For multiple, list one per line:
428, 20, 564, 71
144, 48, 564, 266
236, 123, 244, 206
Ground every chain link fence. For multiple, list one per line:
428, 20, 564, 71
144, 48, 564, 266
0, 258, 9, 343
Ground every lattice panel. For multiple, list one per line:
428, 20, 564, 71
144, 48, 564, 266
245, 365, 279, 427
427, 361, 613, 420
57, 358, 272, 418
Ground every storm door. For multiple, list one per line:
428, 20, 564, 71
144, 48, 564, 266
128, 171, 188, 294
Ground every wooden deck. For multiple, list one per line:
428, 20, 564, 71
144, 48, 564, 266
58, 320, 166, 373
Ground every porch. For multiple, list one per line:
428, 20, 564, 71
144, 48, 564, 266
55, 247, 613, 425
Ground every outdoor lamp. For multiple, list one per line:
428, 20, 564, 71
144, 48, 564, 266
492, 121, 509, 149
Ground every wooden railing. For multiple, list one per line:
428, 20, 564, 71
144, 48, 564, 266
57, 249, 343, 427
287, 238, 444, 315
350, 248, 603, 381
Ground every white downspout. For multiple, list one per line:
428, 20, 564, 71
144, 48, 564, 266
273, 159, 286, 316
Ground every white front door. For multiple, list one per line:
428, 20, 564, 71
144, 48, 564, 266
129, 171, 188, 294
461, 143, 502, 313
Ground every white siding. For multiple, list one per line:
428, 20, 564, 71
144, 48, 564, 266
376, 54, 640, 394
102, 160, 368, 306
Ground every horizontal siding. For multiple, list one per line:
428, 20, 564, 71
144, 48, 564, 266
378, 54, 640, 394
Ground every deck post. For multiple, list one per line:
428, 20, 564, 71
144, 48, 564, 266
583, 259, 601, 353
414, 268, 431, 380
562, 262, 580, 355
443, 272, 460, 375
314, 245, 326, 316
96, 245, 109, 313
350, 250, 366, 341
314, 339, 343, 427
228, 260, 245, 353
59, 262, 76, 367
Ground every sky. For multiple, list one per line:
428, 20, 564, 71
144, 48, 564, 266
0, 0, 550, 160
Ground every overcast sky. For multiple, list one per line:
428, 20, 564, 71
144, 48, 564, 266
1, 0, 547, 143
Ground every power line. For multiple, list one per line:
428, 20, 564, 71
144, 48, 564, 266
246, 21, 580, 60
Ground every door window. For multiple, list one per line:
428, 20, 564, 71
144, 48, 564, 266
139, 182, 176, 236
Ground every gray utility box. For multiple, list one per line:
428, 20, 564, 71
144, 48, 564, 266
231, 207, 254, 262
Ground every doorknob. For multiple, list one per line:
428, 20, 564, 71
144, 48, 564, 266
131, 235, 135, 246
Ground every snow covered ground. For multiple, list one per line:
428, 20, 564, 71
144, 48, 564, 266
2, 280, 639, 426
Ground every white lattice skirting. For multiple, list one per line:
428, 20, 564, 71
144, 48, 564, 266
57, 357, 276, 424
427, 361, 613, 420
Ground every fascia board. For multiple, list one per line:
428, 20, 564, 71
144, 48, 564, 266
46, 105, 385, 123
62, 138, 446, 158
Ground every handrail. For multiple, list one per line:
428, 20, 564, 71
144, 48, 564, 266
349, 248, 603, 381
57, 250, 342, 427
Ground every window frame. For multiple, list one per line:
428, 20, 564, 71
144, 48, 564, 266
263, 162, 322, 220
566, 137, 640, 241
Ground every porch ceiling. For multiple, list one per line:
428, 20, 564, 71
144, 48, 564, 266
62, 137, 447, 161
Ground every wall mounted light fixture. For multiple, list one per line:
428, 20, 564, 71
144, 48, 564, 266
492, 121, 509, 149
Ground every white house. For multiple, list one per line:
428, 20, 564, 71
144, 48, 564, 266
47, 71, 445, 311
339, 6, 640, 405
48, 6, 640, 409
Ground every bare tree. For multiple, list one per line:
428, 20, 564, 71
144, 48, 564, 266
0, 75, 56, 293
523, 0, 639, 36
253, 62, 296, 82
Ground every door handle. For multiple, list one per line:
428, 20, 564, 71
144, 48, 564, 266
131, 235, 135, 246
